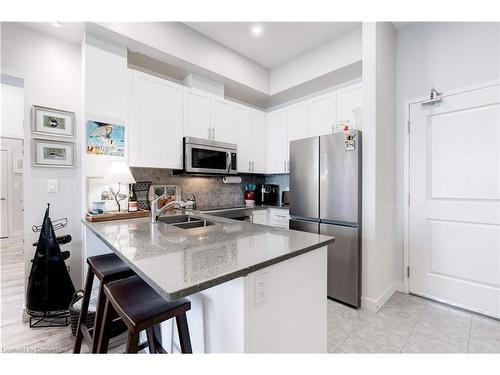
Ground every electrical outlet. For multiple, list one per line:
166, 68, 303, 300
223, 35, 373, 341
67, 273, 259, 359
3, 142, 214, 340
254, 273, 268, 305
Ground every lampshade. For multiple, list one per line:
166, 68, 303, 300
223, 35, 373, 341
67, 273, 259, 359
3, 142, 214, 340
103, 161, 136, 184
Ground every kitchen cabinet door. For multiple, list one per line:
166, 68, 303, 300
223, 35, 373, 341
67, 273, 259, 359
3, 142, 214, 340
211, 96, 235, 143
336, 83, 363, 130
129, 70, 184, 169
287, 101, 309, 142
266, 108, 288, 174
184, 87, 211, 139
308, 91, 336, 136
251, 110, 267, 174
234, 105, 252, 173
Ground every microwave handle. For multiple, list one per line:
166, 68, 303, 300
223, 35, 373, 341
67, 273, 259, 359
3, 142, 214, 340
226, 151, 231, 174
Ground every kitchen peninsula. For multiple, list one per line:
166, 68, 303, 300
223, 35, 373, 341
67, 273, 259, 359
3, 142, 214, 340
83, 210, 334, 353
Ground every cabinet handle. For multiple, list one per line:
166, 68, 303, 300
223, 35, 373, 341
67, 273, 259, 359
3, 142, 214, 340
284, 160, 286, 171
208, 127, 211, 138
251, 161, 254, 172
212, 127, 215, 139
248, 161, 251, 171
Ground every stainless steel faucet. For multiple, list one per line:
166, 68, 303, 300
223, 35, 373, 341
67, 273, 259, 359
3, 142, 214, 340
150, 195, 187, 223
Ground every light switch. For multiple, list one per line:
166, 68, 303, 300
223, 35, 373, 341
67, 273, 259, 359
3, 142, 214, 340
47, 179, 58, 193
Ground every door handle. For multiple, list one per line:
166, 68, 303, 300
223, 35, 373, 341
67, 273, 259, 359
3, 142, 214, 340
0, 198, 6, 201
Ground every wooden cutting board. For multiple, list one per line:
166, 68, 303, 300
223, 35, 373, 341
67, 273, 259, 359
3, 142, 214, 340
85, 210, 150, 222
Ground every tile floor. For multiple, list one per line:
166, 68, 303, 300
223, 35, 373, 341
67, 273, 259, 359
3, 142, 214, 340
328, 293, 500, 353
2, 240, 499, 353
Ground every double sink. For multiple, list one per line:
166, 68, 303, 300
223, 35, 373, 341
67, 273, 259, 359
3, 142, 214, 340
158, 214, 215, 230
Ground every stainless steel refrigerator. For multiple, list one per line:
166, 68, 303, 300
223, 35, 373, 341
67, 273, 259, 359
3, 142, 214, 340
289, 131, 361, 307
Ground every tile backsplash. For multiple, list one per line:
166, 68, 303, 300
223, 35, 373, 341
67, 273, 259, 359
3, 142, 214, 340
130, 168, 289, 207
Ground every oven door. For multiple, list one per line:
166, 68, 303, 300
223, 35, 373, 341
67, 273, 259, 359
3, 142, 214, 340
185, 144, 235, 174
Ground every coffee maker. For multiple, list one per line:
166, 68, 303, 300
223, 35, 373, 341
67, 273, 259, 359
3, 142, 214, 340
255, 184, 279, 205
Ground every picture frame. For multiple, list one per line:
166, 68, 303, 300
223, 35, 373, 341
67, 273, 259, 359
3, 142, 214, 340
32, 139, 75, 168
32, 105, 75, 139
86, 120, 125, 157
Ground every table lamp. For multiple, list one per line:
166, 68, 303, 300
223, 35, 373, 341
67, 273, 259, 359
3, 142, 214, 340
103, 161, 136, 212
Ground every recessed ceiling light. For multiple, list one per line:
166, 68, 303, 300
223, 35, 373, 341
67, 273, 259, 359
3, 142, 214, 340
52, 21, 62, 28
251, 25, 262, 36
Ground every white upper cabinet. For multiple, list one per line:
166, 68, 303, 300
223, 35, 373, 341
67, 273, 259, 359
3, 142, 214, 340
234, 104, 252, 173
250, 110, 267, 174
184, 87, 211, 139
266, 108, 288, 174
336, 83, 363, 130
308, 91, 337, 136
129, 70, 183, 169
287, 101, 309, 142
211, 96, 235, 143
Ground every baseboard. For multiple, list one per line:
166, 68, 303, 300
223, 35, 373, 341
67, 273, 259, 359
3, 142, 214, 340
361, 283, 398, 312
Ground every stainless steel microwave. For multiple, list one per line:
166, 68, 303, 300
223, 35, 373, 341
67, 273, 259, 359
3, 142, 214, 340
183, 137, 238, 175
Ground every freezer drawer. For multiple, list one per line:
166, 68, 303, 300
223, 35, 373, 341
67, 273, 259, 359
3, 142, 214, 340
320, 223, 360, 307
289, 219, 319, 234
289, 137, 319, 219
320, 131, 361, 224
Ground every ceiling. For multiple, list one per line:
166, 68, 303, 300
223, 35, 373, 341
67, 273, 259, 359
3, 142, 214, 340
16, 22, 85, 45
184, 22, 360, 68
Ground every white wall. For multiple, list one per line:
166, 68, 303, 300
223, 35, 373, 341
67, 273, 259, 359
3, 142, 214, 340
97, 22, 270, 95
270, 26, 362, 95
1, 23, 83, 287
394, 22, 500, 284
1, 78, 24, 139
361, 22, 397, 311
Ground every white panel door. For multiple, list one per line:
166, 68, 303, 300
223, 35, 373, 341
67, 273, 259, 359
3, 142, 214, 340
0, 150, 9, 238
184, 88, 211, 139
266, 108, 288, 174
251, 110, 267, 174
129, 71, 184, 169
234, 105, 252, 173
409, 84, 500, 317
337, 83, 363, 130
308, 91, 336, 136
211, 96, 234, 143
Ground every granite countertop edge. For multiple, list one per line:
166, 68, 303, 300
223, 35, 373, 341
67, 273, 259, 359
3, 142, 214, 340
82, 218, 334, 301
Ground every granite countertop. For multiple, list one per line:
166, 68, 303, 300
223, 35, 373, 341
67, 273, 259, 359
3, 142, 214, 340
82, 210, 333, 301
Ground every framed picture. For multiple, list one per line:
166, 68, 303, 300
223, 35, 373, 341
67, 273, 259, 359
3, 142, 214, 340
32, 105, 75, 139
32, 139, 75, 168
13, 154, 23, 174
86, 120, 125, 157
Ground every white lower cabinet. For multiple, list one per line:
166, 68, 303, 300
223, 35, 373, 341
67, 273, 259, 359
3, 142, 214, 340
251, 208, 290, 228
251, 210, 268, 225
129, 70, 184, 169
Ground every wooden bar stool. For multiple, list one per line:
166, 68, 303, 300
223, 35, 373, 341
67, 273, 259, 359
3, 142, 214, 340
98, 275, 192, 354
73, 253, 135, 353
